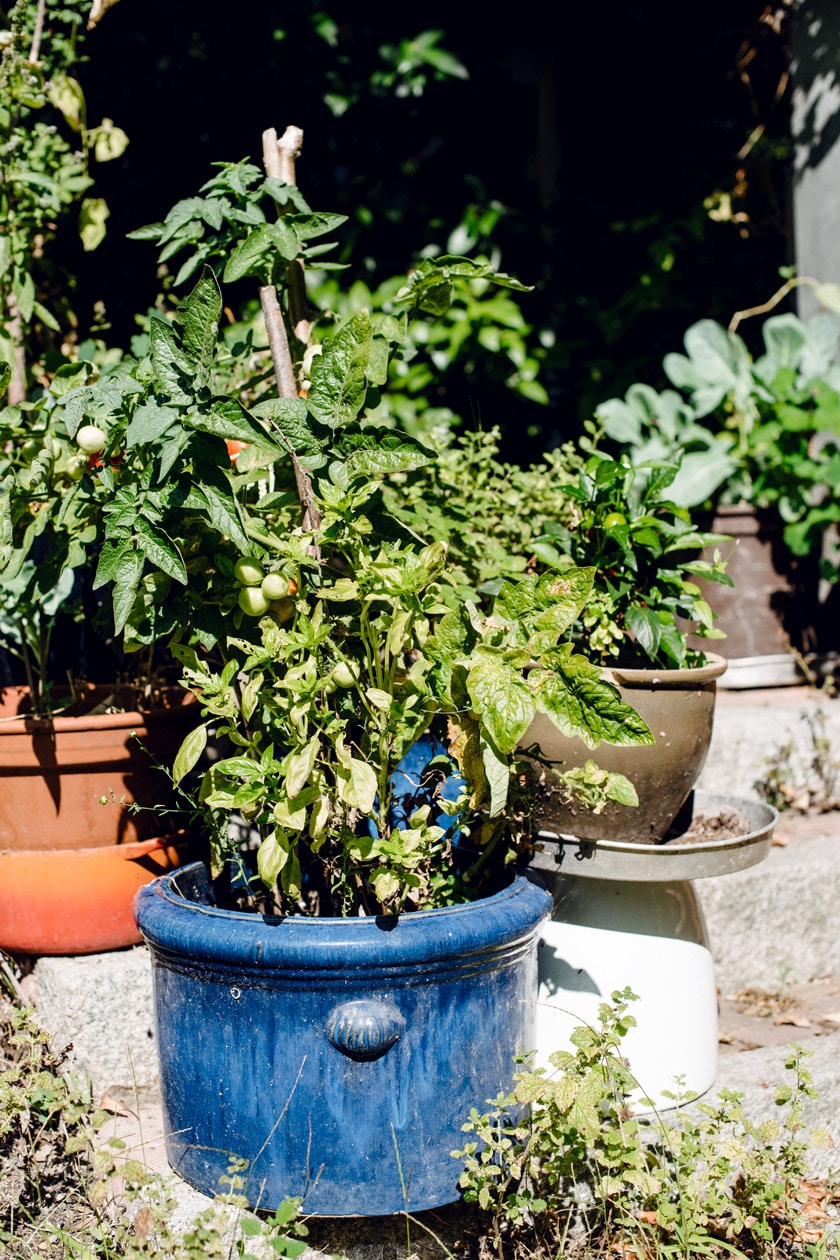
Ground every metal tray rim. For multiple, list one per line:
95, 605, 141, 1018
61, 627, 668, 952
530, 790, 779, 882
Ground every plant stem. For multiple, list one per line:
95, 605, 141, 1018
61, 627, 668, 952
463, 815, 508, 884
6, 292, 26, 406
17, 619, 39, 711
27, 0, 46, 62
728, 275, 819, 337
244, 523, 289, 552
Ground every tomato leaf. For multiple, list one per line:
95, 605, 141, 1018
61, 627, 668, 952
190, 463, 250, 550
134, 516, 188, 584
285, 212, 347, 240
223, 224, 275, 284
149, 317, 192, 401
338, 426, 432, 479
251, 396, 326, 458
306, 311, 372, 429
180, 268, 222, 380
111, 546, 145, 635
125, 403, 179, 448
195, 397, 284, 453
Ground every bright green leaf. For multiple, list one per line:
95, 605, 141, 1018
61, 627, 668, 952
172, 725, 208, 785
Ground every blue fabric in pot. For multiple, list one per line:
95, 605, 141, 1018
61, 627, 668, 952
370, 730, 465, 839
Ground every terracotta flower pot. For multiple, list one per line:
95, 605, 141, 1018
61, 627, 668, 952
0, 834, 186, 955
0, 686, 195, 851
521, 654, 727, 843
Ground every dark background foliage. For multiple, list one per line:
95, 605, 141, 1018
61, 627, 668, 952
73, 0, 792, 458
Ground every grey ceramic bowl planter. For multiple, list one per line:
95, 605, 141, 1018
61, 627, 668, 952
135, 862, 552, 1217
522, 653, 728, 843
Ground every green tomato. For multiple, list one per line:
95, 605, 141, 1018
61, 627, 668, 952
66, 454, 88, 482
238, 586, 271, 617
603, 512, 627, 529
75, 424, 107, 453
332, 660, 360, 688
234, 558, 265, 587
261, 572, 290, 600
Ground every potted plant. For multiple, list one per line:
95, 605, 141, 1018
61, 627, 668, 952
382, 426, 732, 842
596, 286, 840, 685
12, 121, 658, 1215
0, 356, 196, 955
519, 446, 731, 842
0, 1, 193, 955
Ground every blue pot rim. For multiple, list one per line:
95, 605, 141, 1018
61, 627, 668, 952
135, 861, 552, 976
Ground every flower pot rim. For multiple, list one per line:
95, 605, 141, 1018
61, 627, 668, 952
0, 684, 193, 734
136, 860, 553, 971
151, 859, 544, 925
607, 651, 727, 688
0, 832, 188, 861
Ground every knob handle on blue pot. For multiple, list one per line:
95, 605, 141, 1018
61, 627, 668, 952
327, 999, 404, 1061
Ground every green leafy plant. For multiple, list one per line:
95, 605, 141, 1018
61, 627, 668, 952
454, 991, 837, 1259
0, 132, 653, 914
597, 300, 840, 588
0, 0, 128, 404
383, 427, 731, 669
528, 447, 731, 668
0, 972, 308, 1258
306, 260, 549, 442
382, 427, 581, 601
0, 988, 103, 1247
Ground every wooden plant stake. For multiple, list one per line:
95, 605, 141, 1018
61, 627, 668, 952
259, 124, 322, 535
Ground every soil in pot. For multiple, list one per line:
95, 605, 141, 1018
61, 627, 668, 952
521, 654, 727, 844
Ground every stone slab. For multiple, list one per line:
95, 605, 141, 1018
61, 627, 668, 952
30, 945, 158, 1093
698, 823, 840, 992
699, 686, 840, 805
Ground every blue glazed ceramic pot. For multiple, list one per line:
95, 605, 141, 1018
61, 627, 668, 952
135, 862, 551, 1217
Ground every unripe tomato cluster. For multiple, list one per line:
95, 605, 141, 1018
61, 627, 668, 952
234, 557, 299, 621
322, 657, 361, 695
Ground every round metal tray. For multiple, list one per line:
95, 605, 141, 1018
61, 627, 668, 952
527, 790, 778, 883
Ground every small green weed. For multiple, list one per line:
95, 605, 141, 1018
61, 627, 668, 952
454, 989, 840, 1260
4, 966, 840, 1260
0, 980, 308, 1259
